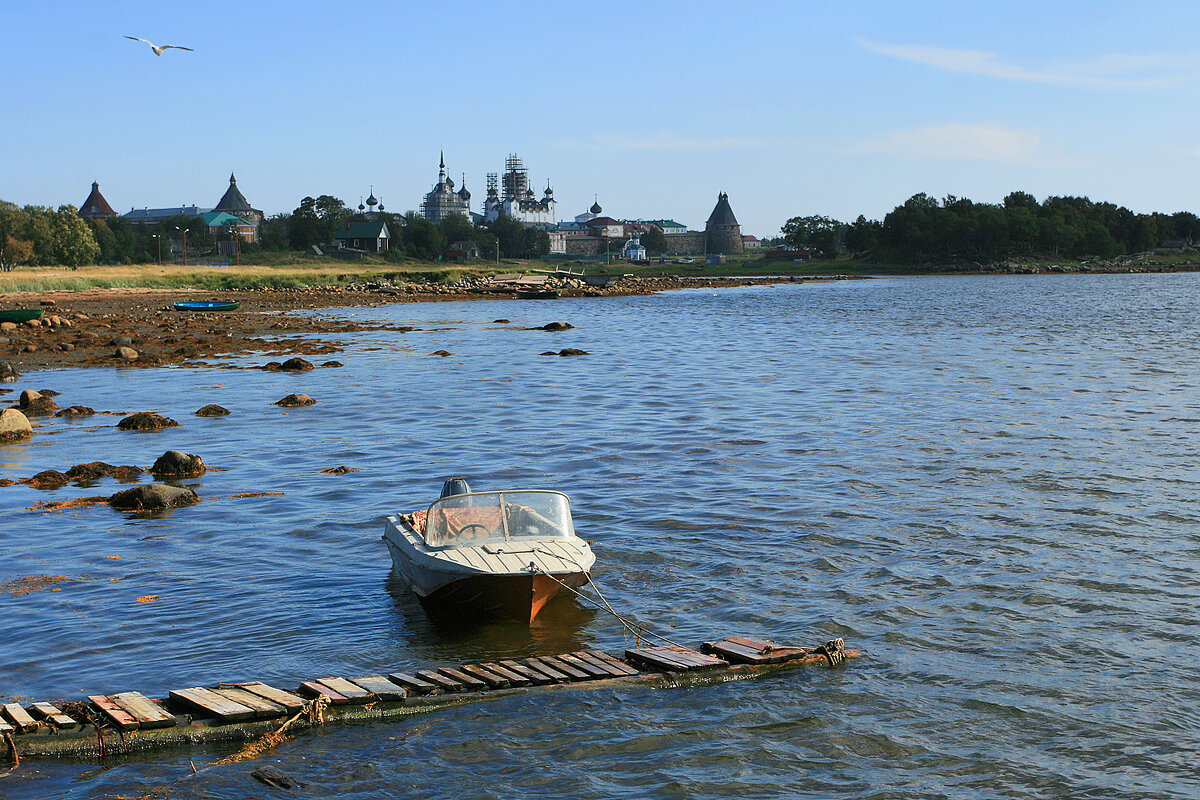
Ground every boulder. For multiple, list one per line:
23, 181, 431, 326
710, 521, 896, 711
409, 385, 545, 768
54, 406, 96, 417
541, 322, 574, 331
321, 360, 343, 368
109, 483, 199, 512
558, 348, 589, 356
279, 357, 315, 371
274, 393, 315, 407
493, 319, 510, 324
25, 470, 70, 489
114, 346, 139, 361
430, 350, 453, 357
150, 450, 207, 478
195, 404, 230, 417
66, 462, 144, 482
17, 389, 59, 416
0, 363, 16, 383
0, 322, 16, 333
0, 408, 32, 442
117, 412, 180, 431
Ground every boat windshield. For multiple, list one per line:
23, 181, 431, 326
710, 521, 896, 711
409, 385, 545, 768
423, 490, 575, 549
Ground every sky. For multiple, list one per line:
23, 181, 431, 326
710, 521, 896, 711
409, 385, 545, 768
4, 0, 1200, 237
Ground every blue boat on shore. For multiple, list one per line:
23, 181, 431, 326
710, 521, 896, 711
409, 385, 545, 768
173, 300, 241, 311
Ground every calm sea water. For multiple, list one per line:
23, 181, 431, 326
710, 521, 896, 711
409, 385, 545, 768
1, 274, 1198, 799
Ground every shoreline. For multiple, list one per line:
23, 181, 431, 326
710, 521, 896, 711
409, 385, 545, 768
0, 275, 835, 375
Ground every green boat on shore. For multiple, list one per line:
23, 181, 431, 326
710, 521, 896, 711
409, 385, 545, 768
0, 308, 44, 323
172, 300, 241, 312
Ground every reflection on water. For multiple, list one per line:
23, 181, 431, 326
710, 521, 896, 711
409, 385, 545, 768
2, 274, 1199, 799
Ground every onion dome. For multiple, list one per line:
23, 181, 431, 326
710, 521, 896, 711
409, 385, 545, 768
458, 184, 471, 201
358, 198, 366, 211
543, 182, 554, 197
378, 199, 385, 211
590, 200, 602, 214
366, 188, 378, 206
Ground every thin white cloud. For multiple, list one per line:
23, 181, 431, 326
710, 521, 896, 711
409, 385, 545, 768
857, 123, 1040, 163
568, 134, 773, 151
858, 39, 1186, 89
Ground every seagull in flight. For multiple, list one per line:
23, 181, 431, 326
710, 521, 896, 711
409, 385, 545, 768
124, 36, 193, 56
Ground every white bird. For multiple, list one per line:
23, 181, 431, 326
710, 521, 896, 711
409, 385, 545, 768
124, 36, 193, 56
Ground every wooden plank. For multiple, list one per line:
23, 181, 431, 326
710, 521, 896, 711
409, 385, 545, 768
0, 720, 11, 734
625, 646, 725, 672
459, 664, 509, 689
479, 661, 533, 687
497, 660, 551, 686
29, 702, 76, 728
571, 651, 630, 678
387, 672, 440, 695
211, 688, 286, 720
296, 681, 350, 705
1, 703, 37, 731
538, 655, 592, 681
414, 669, 463, 692
169, 687, 257, 722
88, 695, 139, 731
557, 653, 611, 679
520, 657, 570, 683
586, 650, 642, 676
315, 677, 373, 704
233, 682, 306, 713
437, 667, 488, 691
349, 675, 408, 701
110, 691, 176, 729
726, 635, 776, 652
703, 640, 766, 664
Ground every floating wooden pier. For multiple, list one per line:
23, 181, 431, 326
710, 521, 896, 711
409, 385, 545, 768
1, 636, 856, 761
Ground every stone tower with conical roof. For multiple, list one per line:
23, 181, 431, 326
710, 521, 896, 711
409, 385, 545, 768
704, 191, 743, 254
213, 173, 264, 229
78, 181, 117, 220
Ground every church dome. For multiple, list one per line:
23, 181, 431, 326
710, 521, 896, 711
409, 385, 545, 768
366, 191, 378, 206
458, 185, 471, 201
590, 200, 602, 214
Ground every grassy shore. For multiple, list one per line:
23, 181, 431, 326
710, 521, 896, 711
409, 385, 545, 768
4, 248, 1200, 293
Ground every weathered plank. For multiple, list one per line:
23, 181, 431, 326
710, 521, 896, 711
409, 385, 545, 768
211, 688, 286, 720
497, 659, 551, 685
521, 657, 571, 683
88, 695, 139, 731
459, 664, 509, 689
388, 672, 440, 695
110, 691, 176, 729
725, 635, 776, 651
1, 703, 37, 731
479, 662, 532, 687
703, 637, 808, 665
626, 645, 726, 672
586, 651, 642, 676
437, 667, 488, 691
29, 702, 76, 728
169, 687, 258, 721
315, 677, 373, 704
0, 719, 11, 734
538, 655, 592, 681
296, 681, 350, 705
414, 669, 463, 692
349, 675, 409, 701
702, 639, 765, 664
233, 682, 306, 713
570, 652, 630, 678
557, 653, 611, 679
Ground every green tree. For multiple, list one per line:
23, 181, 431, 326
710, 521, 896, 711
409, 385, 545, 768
437, 212, 476, 245
1, 235, 33, 271
782, 214, 843, 255
46, 205, 99, 267
639, 225, 668, 255
400, 212, 447, 260
844, 215, 880, 253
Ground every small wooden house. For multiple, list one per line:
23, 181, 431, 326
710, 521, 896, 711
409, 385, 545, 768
336, 221, 390, 253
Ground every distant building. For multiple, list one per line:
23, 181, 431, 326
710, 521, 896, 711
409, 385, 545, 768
622, 235, 647, 262
705, 192, 743, 254
483, 154, 556, 226
420, 153, 472, 225
78, 181, 117, 220
201, 211, 255, 242
742, 234, 761, 249
212, 174, 263, 240
123, 204, 209, 226
356, 187, 387, 215
118, 173, 263, 242
335, 220, 390, 253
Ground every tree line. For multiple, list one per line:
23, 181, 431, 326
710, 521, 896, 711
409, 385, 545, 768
264, 195, 550, 261
783, 192, 1200, 262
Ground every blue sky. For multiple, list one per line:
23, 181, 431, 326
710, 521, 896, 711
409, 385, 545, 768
4, 1, 1200, 237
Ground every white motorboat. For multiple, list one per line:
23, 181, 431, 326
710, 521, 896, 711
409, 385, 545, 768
382, 480, 596, 622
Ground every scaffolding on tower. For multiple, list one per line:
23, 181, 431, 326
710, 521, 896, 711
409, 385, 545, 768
502, 154, 528, 201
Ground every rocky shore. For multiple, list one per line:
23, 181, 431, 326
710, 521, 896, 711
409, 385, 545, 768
0, 275, 822, 375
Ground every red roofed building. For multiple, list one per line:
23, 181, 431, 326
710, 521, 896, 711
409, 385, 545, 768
78, 181, 117, 220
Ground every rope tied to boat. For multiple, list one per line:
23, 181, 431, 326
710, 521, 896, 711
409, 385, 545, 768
2, 731, 18, 775
812, 638, 846, 667
527, 560, 693, 651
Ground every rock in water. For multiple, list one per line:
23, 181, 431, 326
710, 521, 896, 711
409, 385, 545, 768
279, 357, 315, 371
150, 450, 207, 478
66, 462, 144, 482
250, 765, 307, 789
26, 470, 70, 489
541, 321, 574, 331
55, 406, 97, 417
274, 393, 315, 407
109, 484, 199, 511
195, 404, 230, 416
117, 412, 180, 431
0, 408, 33, 441
17, 389, 59, 416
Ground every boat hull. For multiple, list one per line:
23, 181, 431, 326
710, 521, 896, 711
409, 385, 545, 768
173, 301, 241, 311
0, 309, 44, 323
415, 571, 587, 622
